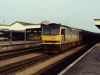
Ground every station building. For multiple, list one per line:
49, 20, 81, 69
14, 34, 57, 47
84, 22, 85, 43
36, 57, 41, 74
0, 21, 49, 41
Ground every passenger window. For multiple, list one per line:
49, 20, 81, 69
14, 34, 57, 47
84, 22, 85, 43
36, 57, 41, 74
61, 29, 65, 35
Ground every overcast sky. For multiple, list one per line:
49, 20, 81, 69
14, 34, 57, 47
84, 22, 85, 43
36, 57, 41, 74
0, 0, 100, 33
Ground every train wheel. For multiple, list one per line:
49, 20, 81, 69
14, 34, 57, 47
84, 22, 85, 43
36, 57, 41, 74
60, 45, 65, 51
76, 42, 78, 46
65, 44, 67, 50
68, 43, 72, 49
69, 44, 71, 48
78, 42, 80, 45
67, 44, 70, 49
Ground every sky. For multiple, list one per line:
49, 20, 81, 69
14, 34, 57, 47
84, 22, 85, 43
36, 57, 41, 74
0, 0, 100, 33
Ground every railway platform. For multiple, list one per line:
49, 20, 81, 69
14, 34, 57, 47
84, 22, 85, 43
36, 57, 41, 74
0, 41, 42, 52
58, 42, 100, 75
0, 41, 41, 45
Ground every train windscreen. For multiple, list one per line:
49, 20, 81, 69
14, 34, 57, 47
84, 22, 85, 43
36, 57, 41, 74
43, 28, 59, 35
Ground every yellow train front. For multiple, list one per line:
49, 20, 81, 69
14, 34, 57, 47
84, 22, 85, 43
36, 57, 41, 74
42, 23, 82, 53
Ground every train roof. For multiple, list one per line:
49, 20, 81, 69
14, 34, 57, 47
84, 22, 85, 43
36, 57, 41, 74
42, 23, 71, 28
42, 23, 81, 31
42, 23, 100, 34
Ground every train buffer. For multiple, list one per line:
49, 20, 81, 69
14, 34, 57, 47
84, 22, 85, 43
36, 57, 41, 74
0, 41, 42, 52
58, 42, 100, 75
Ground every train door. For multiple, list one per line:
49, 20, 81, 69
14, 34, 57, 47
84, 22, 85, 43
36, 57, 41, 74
61, 29, 65, 41
79, 31, 82, 39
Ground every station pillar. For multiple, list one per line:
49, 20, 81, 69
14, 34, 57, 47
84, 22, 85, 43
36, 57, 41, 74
10, 31, 12, 37
10, 31, 12, 44
24, 30, 26, 41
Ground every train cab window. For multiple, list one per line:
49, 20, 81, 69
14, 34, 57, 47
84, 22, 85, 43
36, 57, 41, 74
51, 28, 59, 35
43, 28, 59, 35
43, 28, 50, 35
61, 29, 65, 35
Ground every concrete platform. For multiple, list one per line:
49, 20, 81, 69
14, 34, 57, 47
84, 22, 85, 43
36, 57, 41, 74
58, 43, 100, 75
0, 41, 42, 52
0, 41, 41, 46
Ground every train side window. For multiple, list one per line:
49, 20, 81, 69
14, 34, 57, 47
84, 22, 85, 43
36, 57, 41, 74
61, 29, 65, 35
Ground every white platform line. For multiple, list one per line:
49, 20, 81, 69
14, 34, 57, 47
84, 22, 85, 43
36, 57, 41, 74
58, 43, 97, 75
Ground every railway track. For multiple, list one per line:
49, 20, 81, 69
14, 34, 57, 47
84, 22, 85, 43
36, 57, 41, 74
0, 46, 42, 61
4, 45, 86, 75
0, 45, 86, 75
36, 41, 98, 75
0, 41, 97, 75
16, 41, 96, 75
0, 52, 47, 75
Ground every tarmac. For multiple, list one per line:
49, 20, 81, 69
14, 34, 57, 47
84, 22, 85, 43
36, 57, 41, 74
58, 43, 100, 75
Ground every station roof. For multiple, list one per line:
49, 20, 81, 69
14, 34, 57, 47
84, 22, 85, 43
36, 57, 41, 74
94, 19, 100, 29
0, 21, 41, 31
11, 21, 40, 26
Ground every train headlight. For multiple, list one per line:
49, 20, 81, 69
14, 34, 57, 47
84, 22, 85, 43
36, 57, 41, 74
43, 41, 44, 43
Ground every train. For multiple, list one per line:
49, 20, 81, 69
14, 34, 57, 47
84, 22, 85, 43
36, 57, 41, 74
42, 23, 100, 53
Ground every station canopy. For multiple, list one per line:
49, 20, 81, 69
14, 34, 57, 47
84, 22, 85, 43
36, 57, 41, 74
94, 19, 100, 29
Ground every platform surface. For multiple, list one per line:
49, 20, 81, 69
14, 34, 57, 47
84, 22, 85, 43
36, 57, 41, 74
0, 41, 41, 46
58, 43, 100, 75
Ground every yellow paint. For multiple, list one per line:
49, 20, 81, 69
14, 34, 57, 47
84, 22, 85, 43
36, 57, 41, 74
42, 27, 62, 44
42, 35, 61, 44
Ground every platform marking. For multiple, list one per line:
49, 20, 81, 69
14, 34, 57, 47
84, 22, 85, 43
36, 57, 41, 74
58, 43, 98, 75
